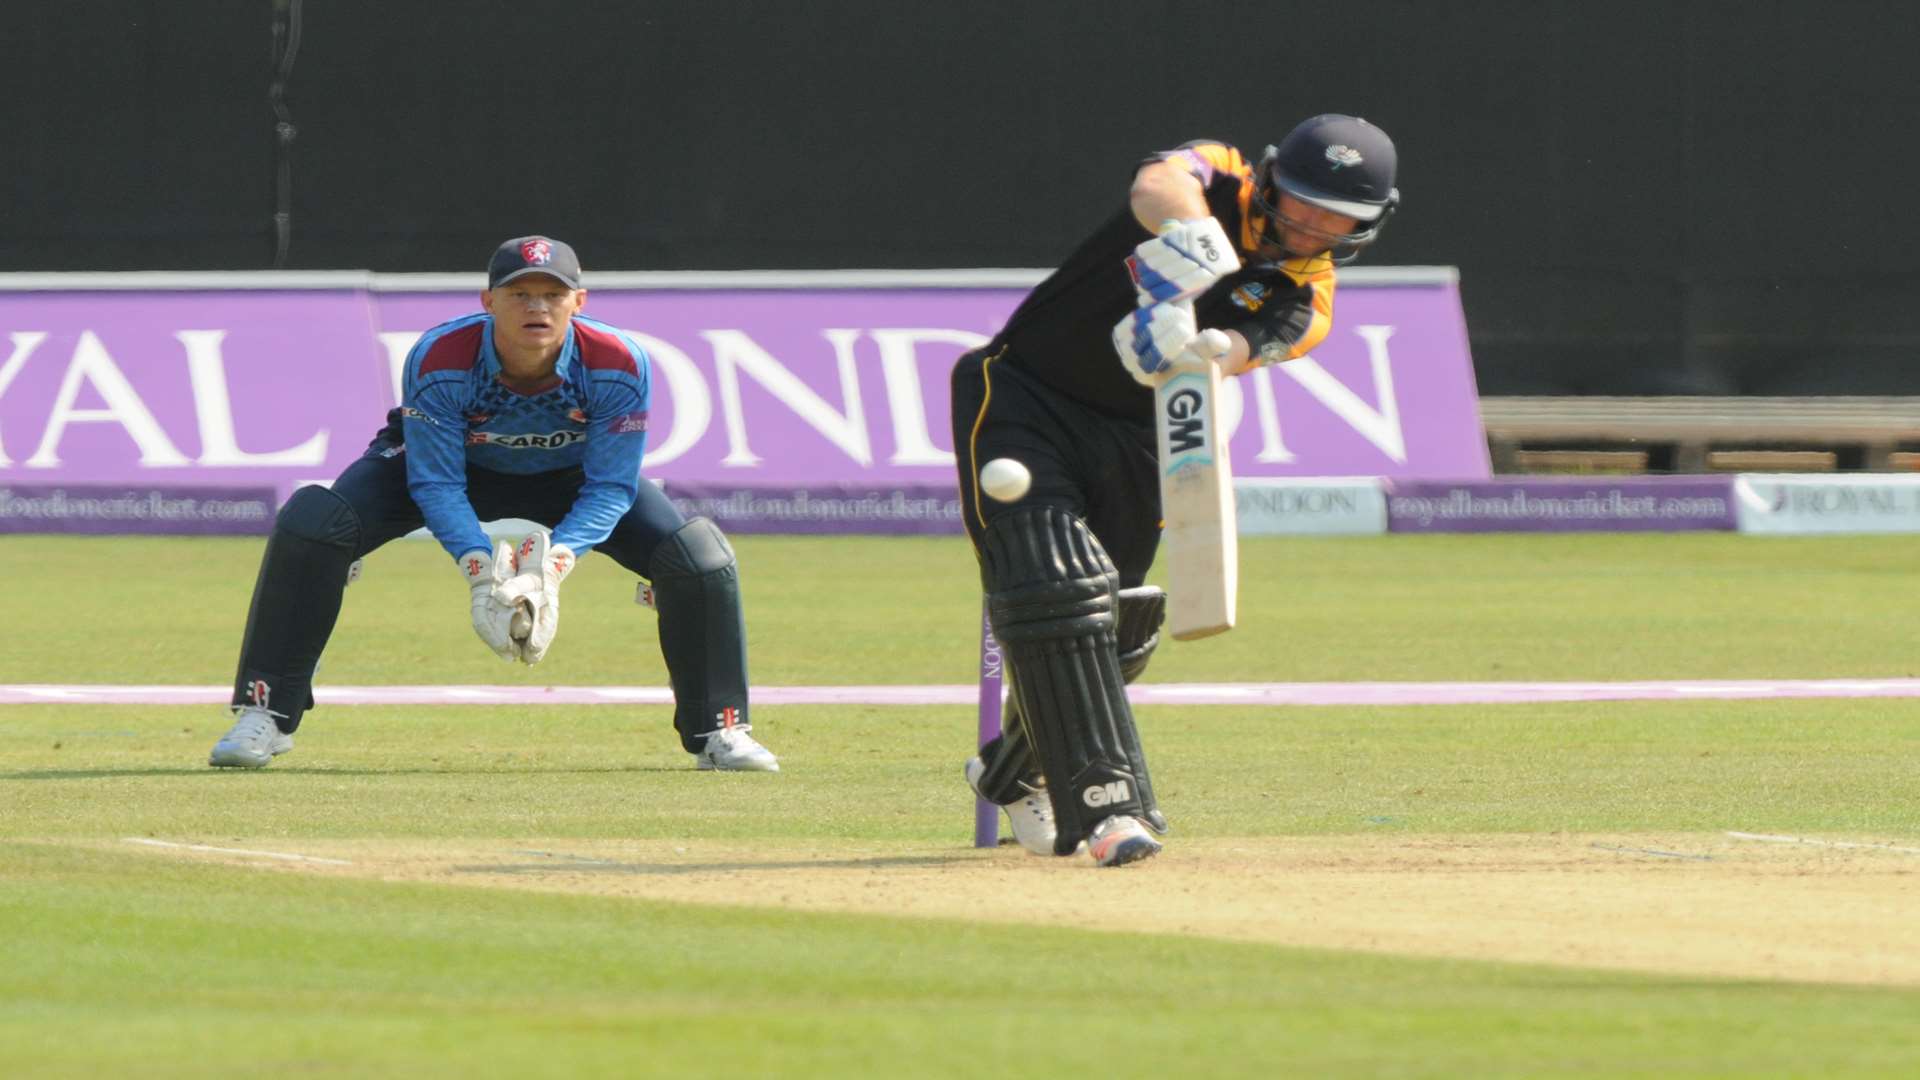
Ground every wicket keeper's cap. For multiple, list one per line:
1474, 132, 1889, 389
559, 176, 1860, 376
488, 236, 583, 290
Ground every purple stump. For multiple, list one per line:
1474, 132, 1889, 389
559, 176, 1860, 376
974, 600, 1004, 848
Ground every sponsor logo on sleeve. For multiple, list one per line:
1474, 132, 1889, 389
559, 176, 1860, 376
610, 411, 649, 435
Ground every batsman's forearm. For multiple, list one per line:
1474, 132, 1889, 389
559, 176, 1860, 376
1216, 329, 1256, 375
1129, 161, 1211, 233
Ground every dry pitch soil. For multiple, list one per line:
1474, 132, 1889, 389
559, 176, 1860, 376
108, 831, 1920, 986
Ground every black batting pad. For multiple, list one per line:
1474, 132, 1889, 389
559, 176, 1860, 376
981, 507, 1159, 853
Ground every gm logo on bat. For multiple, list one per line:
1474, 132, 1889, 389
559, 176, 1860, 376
1158, 373, 1216, 474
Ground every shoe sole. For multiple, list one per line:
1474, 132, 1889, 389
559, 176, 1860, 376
696, 757, 780, 772
208, 740, 291, 769
1092, 834, 1163, 868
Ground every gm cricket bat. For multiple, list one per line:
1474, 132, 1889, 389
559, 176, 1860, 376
1154, 352, 1237, 640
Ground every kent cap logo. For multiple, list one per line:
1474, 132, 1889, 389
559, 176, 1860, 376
489, 235, 583, 290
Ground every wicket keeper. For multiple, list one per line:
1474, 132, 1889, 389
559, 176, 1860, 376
209, 236, 777, 772
954, 115, 1400, 865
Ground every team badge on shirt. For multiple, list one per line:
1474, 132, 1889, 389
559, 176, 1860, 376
1231, 281, 1270, 312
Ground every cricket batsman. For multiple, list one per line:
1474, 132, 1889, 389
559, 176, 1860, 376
209, 236, 777, 772
952, 115, 1400, 865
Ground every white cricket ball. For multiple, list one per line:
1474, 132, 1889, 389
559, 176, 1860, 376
979, 457, 1032, 502
510, 604, 533, 642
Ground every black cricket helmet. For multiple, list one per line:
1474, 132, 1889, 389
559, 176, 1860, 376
1253, 114, 1399, 264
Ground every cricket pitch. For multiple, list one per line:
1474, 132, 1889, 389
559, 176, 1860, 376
108, 831, 1920, 987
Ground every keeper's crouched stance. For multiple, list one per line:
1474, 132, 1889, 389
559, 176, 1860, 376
209, 235, 775, 773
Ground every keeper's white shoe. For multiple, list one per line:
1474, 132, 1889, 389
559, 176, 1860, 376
208, 706, 293, 769
965, 756, 1058, 856
1087, 814, 1162, 868
695, 727, 779, 772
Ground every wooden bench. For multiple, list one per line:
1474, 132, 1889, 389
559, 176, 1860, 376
1477, 397, 1920, 473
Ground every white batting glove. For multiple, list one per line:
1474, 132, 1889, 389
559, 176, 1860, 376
1126, 217, 1241, 305
508, 530, 577, 665
1111, 301, 1200, 386
461, 541, 526, 663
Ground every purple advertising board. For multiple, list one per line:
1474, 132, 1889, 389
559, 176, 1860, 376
0, 269, 1484, 534
1386, 476, 1738, 533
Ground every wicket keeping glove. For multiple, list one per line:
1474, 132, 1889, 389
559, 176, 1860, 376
1126, 217, 1241, 305
461, 540, 530, 663
508, 530, 576, 665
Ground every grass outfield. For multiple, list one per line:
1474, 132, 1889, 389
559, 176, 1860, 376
4, 533, 1919, 1077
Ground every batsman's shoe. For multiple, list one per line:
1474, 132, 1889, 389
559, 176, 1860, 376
695, 727, 780, 772
965, 756, 1057, 856
1087, 814, 1162, 868
208, 706, 293, 769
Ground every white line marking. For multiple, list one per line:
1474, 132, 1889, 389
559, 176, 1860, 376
1725, 831, 1920, 856
122, 837, 353, 865
585, 688, 674, 702
10, 678, 1920, 707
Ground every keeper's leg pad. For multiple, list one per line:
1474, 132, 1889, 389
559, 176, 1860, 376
982, 507, 1152, 854
975, 586, 1165, 807
647, 517, 750, 751
231, 485, 362, 731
